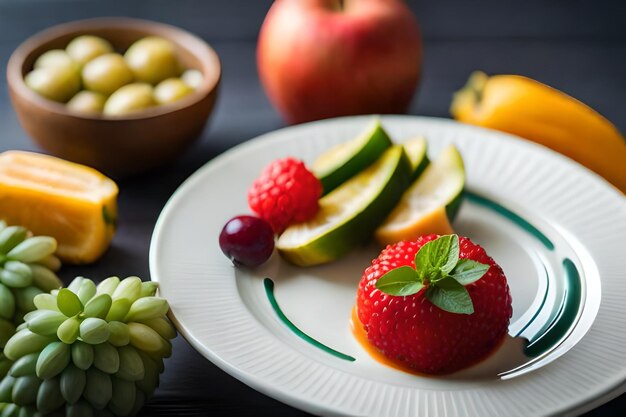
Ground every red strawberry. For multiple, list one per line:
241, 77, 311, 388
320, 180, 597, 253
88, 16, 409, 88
248, 157, 322, 234
356, 234, 512, 374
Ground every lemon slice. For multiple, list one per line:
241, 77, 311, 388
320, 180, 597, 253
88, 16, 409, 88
0, 151, 118, 264
312, 119, 392, 194
277, 146, 411, 266
375, 145, 465, 246
402, 136, 429, 180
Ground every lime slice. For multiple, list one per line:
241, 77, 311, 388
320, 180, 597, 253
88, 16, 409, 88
278, 146, 412, 266
402, 136, 429, 181
374, 145, 465, 246
312, 119, 392, 194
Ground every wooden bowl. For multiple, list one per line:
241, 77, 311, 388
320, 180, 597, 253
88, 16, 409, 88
7, 17, 221, 177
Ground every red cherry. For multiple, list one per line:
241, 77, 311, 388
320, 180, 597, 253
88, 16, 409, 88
219, 215, 275, 267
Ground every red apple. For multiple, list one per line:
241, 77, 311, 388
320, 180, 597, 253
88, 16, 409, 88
257, 0, 422, 124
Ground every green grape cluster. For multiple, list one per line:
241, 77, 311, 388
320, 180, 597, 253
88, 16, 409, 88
0, 276, 176, 417
0, 221, 63, 382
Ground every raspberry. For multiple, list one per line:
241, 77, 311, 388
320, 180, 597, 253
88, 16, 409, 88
356, 235, 512, 374
248, 158, 322, 234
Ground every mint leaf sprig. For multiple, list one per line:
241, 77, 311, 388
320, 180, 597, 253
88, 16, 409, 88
375, 235, 489, 314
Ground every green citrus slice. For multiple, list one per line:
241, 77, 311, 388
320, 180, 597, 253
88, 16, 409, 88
312, 119, 392, 194
402, 136, 429, 181
375, 145, 465, 246
277, 145, 412, 266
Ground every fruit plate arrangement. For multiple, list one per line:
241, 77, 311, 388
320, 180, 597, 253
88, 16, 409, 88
149, 115, 626, 417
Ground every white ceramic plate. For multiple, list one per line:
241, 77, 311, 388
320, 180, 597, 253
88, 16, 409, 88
150, 116, 626, 417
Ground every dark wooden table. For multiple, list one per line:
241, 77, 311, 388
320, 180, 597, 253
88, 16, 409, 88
0, 1, 624, 415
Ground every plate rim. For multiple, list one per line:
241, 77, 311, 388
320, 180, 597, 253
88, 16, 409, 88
150, 114, 626, 417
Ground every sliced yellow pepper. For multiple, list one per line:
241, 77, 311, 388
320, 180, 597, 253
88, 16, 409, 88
0, 151, 118, 264
451, 72, 626, 193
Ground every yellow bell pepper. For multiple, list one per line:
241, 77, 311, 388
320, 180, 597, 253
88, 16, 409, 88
0, 151, 118, 264
451, 72, 626, 193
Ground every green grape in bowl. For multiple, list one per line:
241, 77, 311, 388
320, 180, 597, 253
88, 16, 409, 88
66, 35, 114, 67
34, 50, 77, 73
82, 53, 134, 96
103, 83, 156, 116
124, 37, 181, 85
67, 91, 107, 114
25, 65, 81, 103
181, 69, 203, 90
154, 78, 193, 105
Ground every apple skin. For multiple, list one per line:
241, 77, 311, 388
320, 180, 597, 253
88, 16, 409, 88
257, 0, 422, 124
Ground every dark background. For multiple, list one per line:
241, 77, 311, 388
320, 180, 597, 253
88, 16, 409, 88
0, 0, 625, 415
